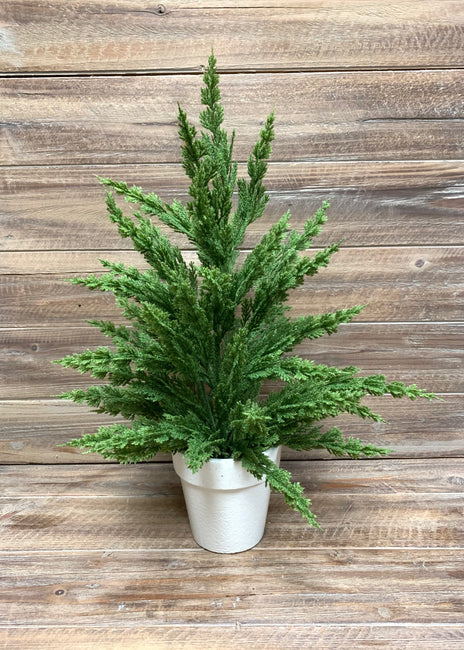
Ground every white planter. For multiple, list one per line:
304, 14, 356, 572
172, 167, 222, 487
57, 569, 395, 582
172, 446, 282, 553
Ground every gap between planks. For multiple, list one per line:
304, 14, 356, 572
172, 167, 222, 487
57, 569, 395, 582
2, 158, 464, 168
1, 456, 462, 463
0, 623, 463, 628
1, 324, 461, 330
3, 493, 463, 499
3, 65, 464, 78
3, 158, 464, 169
0, 450, 460, 463
0, 548, 462, 554
3, 245, 464, 257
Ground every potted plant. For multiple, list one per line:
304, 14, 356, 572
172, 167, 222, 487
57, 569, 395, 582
55, 54, 437, 553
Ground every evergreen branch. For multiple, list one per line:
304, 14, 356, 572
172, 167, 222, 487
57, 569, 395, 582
240, 450, 320, 528
104, 191, 188, 282
231, 110, 275, 247
213, 329, 249, 418
62, 418, 177, 463
247, 241, 343, 331
386, 381, 440, 401
288, 306, 366, 347
227, 400, 277, 452
71, 261, 174, 316
98, 177, 192, 237
295, 242, 341, 279
54, 346, 134, 384
293, 201, 331, 250
232, 211, 291, 303
86, 319, 132, 341
65, 412, 221, 467
138, 302, 209, 387
177, 103, 203, 180
279, 425, 391, 458
199, 51, 224, 138
174, 415, 224, 472
58, 384, 164, 419
243, 308, 365, 382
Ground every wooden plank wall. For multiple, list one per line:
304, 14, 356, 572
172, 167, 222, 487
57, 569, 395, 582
0, 0, 463, 464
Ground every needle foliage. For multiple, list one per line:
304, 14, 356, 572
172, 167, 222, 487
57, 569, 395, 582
56, 54, 437, 528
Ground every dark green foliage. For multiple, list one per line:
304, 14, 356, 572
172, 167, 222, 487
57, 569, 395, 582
55, 53, 439, 528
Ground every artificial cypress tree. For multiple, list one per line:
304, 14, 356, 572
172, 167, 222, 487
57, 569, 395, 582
56, 53, 437, 528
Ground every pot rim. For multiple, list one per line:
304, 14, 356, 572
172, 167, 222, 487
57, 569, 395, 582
172, 446, 282, 490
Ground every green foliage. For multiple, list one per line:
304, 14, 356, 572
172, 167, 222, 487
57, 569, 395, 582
55, 53, 439, 528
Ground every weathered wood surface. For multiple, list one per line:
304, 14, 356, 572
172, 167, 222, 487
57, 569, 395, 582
14, 493, 463, 551
1, 4, 463, 646
2, 162, 464, 250
2, 247, 461, 325
1, 461, 463, 644
0, 461, 463, 640
1, 549, 463, 624
0, 394, 462, 463
1, 459, 462, 495
2, 71, 464, 165
1, 461, 463, 550
1, 1, 464, 73
2, 626, 464, 650
1, 323, 461, 398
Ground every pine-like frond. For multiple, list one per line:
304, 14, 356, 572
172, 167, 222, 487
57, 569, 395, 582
240, 449, 320, 528
279, 425, 391, 458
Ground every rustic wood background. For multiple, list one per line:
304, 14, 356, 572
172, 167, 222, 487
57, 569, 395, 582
1, 1, 463, 648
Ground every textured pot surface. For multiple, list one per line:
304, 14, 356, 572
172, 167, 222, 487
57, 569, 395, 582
172, 447, 282, 553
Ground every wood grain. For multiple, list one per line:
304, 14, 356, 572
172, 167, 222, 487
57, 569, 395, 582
1, 1, 464, 73
1, 247, 461, 325
2, 71, 464, 165
1, 323, 461, 399
1, 459, 462, 496
1, 1, 463, 644
2, 625, 464, 650
0, 549, 463, 624
1, 461, 463, 640
1, 462, 463, 550
0, 394, 462, 463
0, 490, 462, 547
2, 161, 464, 251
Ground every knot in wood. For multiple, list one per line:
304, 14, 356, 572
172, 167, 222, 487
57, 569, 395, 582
155, 4, 166, 14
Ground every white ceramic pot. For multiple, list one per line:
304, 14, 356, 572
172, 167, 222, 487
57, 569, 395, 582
172, 446, 282, 553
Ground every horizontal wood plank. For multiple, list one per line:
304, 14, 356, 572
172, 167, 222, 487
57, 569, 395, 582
2, 625, 464, 650
0, 549, 463, 625
1, 1, 464, 73
1, 461, 463, 550
2, 161, 464, 251
1, 323, 461, 399
0, 491, 462, 549
1, 459, 462, 496
1, 71, 464, 165
1, 247, 461, 325
0, 394, 462, 463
